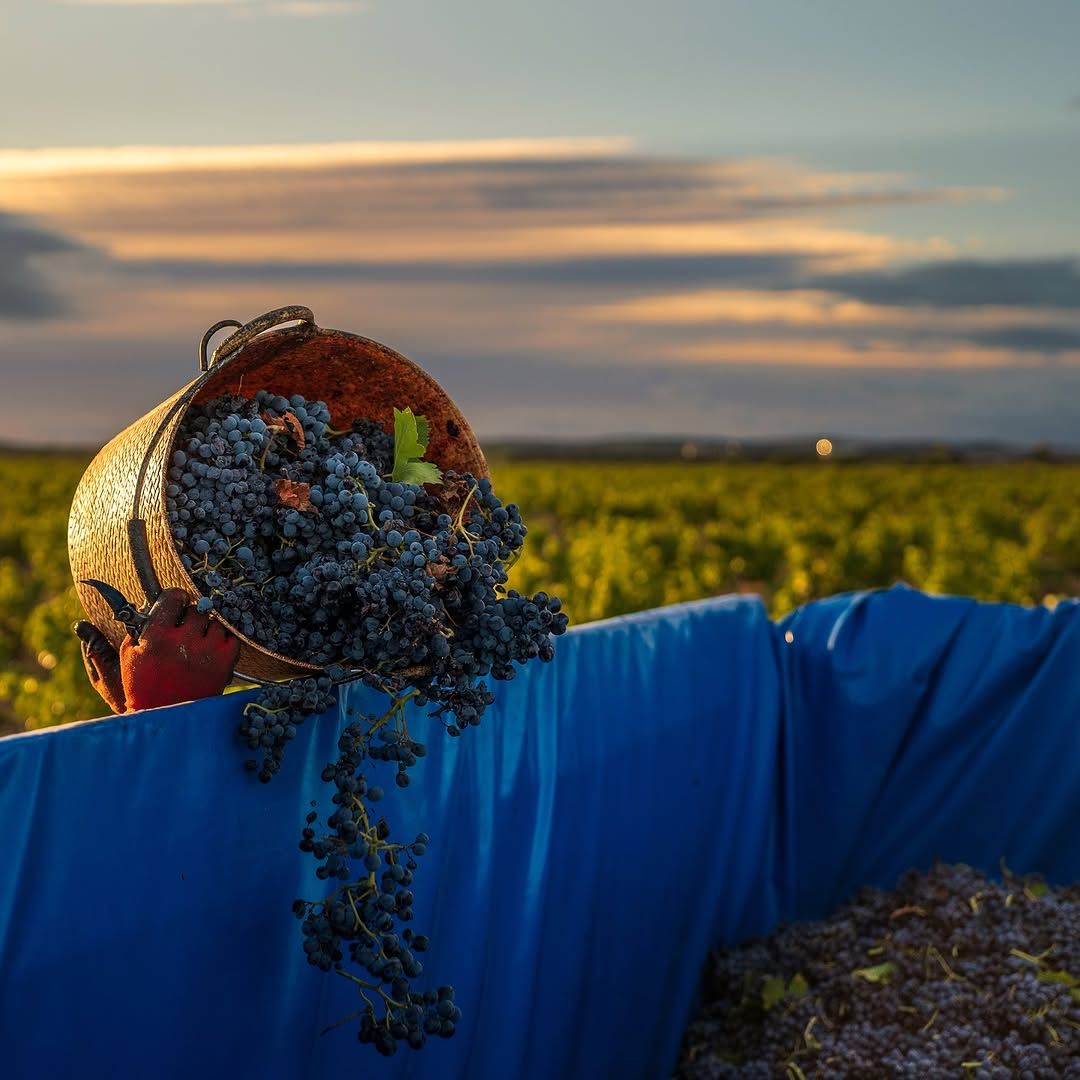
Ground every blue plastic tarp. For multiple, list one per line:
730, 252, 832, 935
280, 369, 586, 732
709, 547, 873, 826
1, 585, 1079, 1079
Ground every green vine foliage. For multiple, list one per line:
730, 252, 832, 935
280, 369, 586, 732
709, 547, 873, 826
0, 453, 103, 733
3, 453, 1080, 734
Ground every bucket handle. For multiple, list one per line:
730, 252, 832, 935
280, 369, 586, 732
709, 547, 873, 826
201, 305, 316, 371
126, 306, 318, 606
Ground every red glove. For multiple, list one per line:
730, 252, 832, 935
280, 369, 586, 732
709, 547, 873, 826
75, 589, 240, 714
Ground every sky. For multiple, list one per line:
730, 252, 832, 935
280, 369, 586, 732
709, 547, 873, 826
1, 0, 1079, 447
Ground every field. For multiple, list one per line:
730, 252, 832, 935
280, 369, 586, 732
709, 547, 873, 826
3, 451, 1080, 735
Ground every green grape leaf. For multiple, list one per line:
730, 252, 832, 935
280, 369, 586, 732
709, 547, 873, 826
398, 459, 443, 487
761, 975, 787, 1011
787, 973, 809, 998
415, 413, 431, 447
1038, 969, 1079, 987
393, 407, 426, 462
852, 962, 898, 984
392, 407, 443, 487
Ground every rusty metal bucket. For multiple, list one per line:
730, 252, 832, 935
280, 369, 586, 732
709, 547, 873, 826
68, 305, 489, 682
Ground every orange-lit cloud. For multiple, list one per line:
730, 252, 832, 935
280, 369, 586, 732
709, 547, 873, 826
0, 139, 980, 308
44, 221, 929, 268
665, 337, 1080, 369
585, 289, 903, 328
583, 288, 1080, 338
0, 137, 633, 179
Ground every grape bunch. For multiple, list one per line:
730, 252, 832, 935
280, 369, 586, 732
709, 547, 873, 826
166, 391, 565, 747
676, 862, 1080, 1079
292, 707, 460, 1054
237, 674, 336, 781
165, 391, 567, 1055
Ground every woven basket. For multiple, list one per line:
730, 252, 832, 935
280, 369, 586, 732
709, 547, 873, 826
68, 306, 489, 682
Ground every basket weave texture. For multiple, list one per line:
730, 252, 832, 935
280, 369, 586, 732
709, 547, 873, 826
68, 318, 489, 682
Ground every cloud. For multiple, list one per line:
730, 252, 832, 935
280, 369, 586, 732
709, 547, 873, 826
3, 135, 1076, 444
584, 289, 898, 328
2, 145, 970, 286
969, 326, 1080, 353
0, 211, 85, 320
579, 285, 1080, 368
581, 288, 1080, 357
659, 337, 1059, 370
7, 334, 1080, 448
118, 252, 810, 289
0, 144, 989, 265
63, 220, 922, 268
0, 138, 631, 178
811, 258, 1080, 309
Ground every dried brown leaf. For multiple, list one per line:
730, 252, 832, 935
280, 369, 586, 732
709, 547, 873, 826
260, 411, 288, 436
275, 478, 315, 512
428, 557, 454, 582
260, 410, 305, 451
282, 411, 306, 451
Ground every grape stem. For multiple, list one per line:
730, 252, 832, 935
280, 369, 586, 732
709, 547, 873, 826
364, 689, 419, 741
452, 483, 479, 532
336, 969, 406, 1010
242, 701, 289, 717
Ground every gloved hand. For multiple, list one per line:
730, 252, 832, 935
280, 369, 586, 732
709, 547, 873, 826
74, 588, 240, 714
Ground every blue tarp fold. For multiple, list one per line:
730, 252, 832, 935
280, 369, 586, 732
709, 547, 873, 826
1, 585, 1078, 1079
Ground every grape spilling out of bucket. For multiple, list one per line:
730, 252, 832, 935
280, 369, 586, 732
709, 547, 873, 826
166, 390, 568, 1055
676, 862, 1080, 1079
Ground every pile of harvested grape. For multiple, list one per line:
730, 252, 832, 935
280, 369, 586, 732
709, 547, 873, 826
677, 863, 1080, 1079
166, 390, 567, 1055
